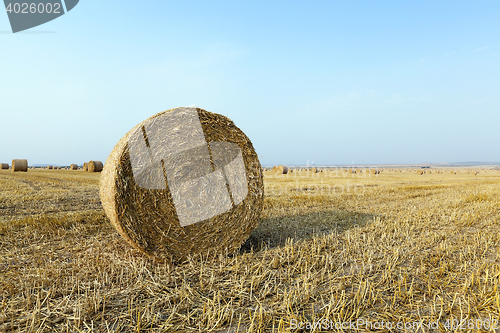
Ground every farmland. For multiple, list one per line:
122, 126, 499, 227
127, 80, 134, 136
1, 168, 500, 332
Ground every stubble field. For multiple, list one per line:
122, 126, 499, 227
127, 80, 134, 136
1, 168, 500, 332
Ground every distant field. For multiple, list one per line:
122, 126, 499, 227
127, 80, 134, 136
1, 168, 500, 331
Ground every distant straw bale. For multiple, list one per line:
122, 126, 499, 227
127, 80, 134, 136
1, 163, 8, 169
12, 159, 28, 172
274, 165, 288, 174
70, 164, 78, 170
83, 162, 88, 171
88, 161, 103, 172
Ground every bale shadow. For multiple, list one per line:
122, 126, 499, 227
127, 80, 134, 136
239, 209, 378, 253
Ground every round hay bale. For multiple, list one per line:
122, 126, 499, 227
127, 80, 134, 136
70, 164, 78, 170
99, 107, 264, 262
274, 165, 288, 174
83, 162, 88, 171
311, 167, 318, 173
47, 165, 53, 170
417, 170, 424, 175
88, 161, 103, 172
0, 163, 8, 169
12, 159, 28, 172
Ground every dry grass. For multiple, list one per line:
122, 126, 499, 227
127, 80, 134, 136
1, 168, 500, 331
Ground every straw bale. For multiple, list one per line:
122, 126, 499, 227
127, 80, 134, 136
0, 163, 8, 169
83, 162, 88, 171
88, 161, 103, 172
274, 165, 288, 174
12, 159, 28, 172
70, 164, 78, 170
99, 107, 264, 262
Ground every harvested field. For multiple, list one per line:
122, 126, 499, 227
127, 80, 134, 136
1, 168, 500, 331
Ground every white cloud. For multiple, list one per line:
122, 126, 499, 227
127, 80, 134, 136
474, 45, 497, 52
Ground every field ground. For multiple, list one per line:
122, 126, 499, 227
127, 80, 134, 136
1, 168, 500, 332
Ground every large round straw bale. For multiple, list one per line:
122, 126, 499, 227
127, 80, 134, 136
274, 165, 288, 174
99, 107, 264, 262
83, 162, 88, 171
70, 164, 78, 170
12, 159, 28, 172
0, 163, 8, 169
88, 161, 103, 172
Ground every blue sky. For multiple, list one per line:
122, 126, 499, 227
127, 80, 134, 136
1, 1, 499, 166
